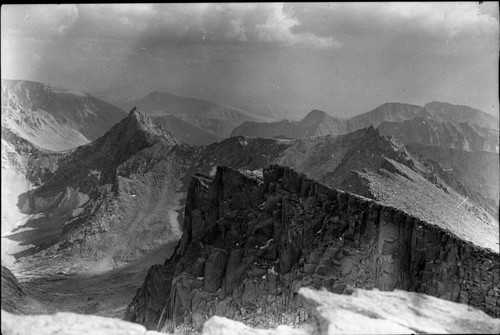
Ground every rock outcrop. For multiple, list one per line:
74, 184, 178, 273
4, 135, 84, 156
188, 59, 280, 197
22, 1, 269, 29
203, 287, 500, 335
202, 316, 304, 335
125, 165, 500, 332
1, 310, 163, 335
0, 265, 47, 315
1, 266, 27, 314
3, 286, 498, 335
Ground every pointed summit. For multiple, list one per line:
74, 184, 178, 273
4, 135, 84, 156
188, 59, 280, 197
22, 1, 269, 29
114, 107, 178, 145
67, 106, 178, 178
125, 107, 159, 133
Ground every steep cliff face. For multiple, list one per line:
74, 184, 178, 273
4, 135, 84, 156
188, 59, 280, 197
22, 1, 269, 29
125, 165, 500, 332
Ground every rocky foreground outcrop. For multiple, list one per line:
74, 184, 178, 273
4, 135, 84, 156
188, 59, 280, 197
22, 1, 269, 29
1, 265, 48, 315
1, 266, 28, 314
1, 310, 163, 335
125, 165, 500, 332
204, 287, 500, 335
3, 287, 498, 335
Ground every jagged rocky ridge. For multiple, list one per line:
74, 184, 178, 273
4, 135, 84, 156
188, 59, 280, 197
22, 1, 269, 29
125, 165, 500, 332
6, 116, 496, 276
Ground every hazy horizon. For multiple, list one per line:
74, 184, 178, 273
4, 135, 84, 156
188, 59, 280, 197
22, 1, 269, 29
2, 3, 499, 120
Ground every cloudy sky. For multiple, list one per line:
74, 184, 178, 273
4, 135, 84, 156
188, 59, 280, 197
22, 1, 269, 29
2, 3, 499, 119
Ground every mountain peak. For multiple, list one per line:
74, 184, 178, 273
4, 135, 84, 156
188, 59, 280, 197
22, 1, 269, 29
302, 109, 329, 124
305, 109, 327, 118
94, 107, 178, 150
125, 107, 164, 135
127, 106, 150, 124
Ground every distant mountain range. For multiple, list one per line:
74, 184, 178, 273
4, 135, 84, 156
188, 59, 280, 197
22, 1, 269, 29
1, 80, 498, 264
1, 80, 127, 152
2, 80, 498, 326
118, 91, 275, 142
3, 107, 497, 276
231, 102, 499, 153
2, 80, 274, 148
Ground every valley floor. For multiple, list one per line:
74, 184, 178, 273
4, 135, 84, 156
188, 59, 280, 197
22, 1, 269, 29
5, 240, 178, 318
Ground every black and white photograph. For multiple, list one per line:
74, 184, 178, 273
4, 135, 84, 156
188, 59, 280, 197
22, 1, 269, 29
1, 2, 499, 334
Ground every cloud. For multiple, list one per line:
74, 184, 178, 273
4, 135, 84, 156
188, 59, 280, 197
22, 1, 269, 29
1, 4, 78, 38
7, 3, 496, 50
1, 4, 339, 49
1, 3, 497, 118
3, 3, 497, 49
383, 2, 499, 38
136, 3, 341, 48
288, 2, 499, 40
